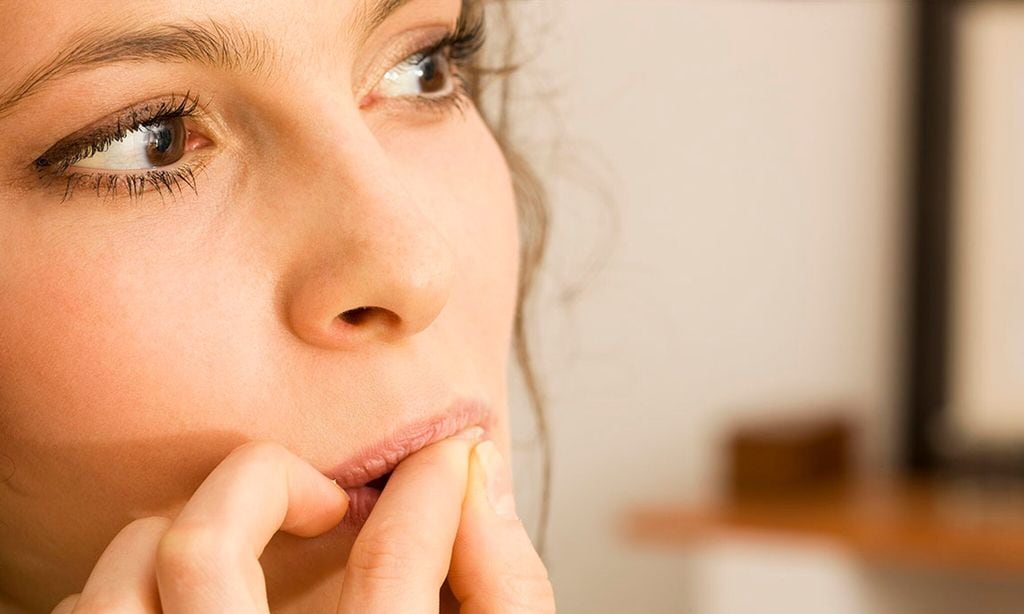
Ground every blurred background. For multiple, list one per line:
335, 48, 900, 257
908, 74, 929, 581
495, 1, 1024, 613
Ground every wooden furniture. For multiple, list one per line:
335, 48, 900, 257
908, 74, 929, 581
622, 479, 1024, 573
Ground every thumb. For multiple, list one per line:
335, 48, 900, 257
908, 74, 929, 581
447, 441, 555, 613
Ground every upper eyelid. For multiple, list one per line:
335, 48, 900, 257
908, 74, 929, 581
32, 18, 478, 176
352, 24, 456, 100
35, 26, 458, 166
31, 94, 210, 172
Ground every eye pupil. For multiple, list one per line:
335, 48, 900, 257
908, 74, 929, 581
417, 53, 448, 94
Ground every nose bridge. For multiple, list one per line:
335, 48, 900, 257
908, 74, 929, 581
337, 172, 457, 316
282, 121, 456, 350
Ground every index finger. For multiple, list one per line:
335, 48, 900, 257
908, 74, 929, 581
337, 426, 484, 613
155, 440, 349, 613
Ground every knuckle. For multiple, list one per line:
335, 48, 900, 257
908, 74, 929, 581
155, 525, 232, 583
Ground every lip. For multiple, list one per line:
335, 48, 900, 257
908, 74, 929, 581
325, 396, 492, 490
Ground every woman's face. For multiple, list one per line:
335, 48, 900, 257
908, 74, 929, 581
0, 0, 519, 610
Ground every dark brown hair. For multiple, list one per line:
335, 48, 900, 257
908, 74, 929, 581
465, 0, 552, 554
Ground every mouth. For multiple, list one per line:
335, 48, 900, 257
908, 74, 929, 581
364, 471, 392, 492
326, 397, 491, 527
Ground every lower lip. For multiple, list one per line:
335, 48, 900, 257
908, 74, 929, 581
340, 486, 382, 530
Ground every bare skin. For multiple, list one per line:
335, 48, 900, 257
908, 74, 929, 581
0, 0, 553, 611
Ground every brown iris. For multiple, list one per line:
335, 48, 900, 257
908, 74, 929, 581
140, 117, 186, 166
417, 53, 450, 95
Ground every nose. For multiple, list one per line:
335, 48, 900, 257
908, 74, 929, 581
281, 133, 456, 350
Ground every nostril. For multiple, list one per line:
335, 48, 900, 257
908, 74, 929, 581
336, 306, 403, 334
339, 306, 374, 326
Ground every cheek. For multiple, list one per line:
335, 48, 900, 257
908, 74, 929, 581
0, 114, 520, 465
0, 217, 271, 445
0, 220, 275, 570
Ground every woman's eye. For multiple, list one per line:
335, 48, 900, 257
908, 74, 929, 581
376, 49, 454, 100
73, 117, 187, 171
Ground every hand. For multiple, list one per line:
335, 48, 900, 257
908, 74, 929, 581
339, 429, 555, 613
51, 430, 554, 613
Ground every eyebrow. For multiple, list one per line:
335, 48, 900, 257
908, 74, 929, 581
353, 0, 417, 44
0, 0, 416, 120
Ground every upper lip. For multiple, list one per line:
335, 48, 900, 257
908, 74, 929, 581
326, 396, 492, 489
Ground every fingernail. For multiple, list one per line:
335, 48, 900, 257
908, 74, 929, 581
451, 426, 485, 441
474, 440, 518, 520
328, 478, 351, 508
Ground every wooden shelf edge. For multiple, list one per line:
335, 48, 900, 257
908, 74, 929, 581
622, 480, 1024, 574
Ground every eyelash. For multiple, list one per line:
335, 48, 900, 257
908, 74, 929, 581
395, 9, 485, 118
33, 12, 486, 204
34, 95, 206, 203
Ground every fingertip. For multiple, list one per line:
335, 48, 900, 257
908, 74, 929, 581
332, 479, 351, 519
465, 441, 491, 508
330, 477, 350, 508
449, 442, 554, 611
451, 425, 485, 442
319, 474, 351, 524
330, 477, 349, 502
468, 440, 518, 520
279, 468, 350, 537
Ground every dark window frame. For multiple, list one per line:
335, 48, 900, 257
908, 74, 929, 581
904, 0, 1024, 478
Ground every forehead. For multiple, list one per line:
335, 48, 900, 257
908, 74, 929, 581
0, 1, 309, 71
0, 0, 458, 97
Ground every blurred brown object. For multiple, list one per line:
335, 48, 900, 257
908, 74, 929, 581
624, 412, 1024, 574
727, 413, 854, 500
623, 477, 1024, 574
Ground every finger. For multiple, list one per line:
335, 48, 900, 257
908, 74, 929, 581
448, 441, 555, 613
68, 516, 170, 613
155, 440, 348, 614
338, 426, 484, 614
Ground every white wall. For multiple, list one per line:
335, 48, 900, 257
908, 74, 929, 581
951, 1, 1024, 444
499, 1, 1024, 610
504, 1, 912, 611
502, 2, 1024, 612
